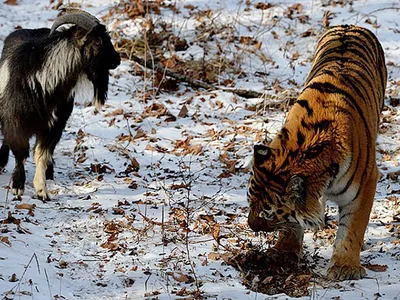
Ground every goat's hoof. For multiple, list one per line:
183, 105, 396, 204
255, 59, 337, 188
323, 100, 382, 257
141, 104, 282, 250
12, 188, 24, 200
327, 264, 366, 281
35, 189, 50, 201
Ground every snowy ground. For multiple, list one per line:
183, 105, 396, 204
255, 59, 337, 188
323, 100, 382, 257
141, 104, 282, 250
0, 0, 400, 299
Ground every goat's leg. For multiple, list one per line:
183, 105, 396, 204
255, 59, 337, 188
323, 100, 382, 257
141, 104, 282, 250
45, 157, 55, 180
33, 140, 52, 200
0, 143, 10, 169
10, 146, 29, 199
44, 101, 73, 181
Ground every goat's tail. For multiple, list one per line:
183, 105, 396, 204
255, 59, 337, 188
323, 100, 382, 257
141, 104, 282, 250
0, 144, 10, 169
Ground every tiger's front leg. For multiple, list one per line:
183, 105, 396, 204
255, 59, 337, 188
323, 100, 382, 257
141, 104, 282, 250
328, 168, 378, 280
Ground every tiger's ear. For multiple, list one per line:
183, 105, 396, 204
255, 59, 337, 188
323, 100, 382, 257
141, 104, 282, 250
253, 144, 272, 163
284, 175, 306, 208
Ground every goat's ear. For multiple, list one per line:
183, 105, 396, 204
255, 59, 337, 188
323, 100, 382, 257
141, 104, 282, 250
253, 144, 272, 164
73, 28, 90, 47
284, 175, 306, 208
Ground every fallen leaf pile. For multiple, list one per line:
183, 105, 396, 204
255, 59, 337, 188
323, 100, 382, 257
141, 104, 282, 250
225, 247, 313, 297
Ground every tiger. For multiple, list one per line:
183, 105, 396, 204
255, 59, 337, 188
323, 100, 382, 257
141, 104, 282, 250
247, 24, 387, 281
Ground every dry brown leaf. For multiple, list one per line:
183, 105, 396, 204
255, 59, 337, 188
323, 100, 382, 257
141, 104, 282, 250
104, 221, 123, 234
364, 264, 388, 272
289, 3, 303, 13
76, 153, 87, 164
301, 28, 315, 37
101, 241, 119, 251
4, 0, 17, 5
291, 51, 300, 61
59, 260, 68, 269
130, 157, 140, 170
219, 152, 237, 173
271, 31, 280, 40
296, 274, 312, 284
90, 164, 113, 174
133, 129, 146, 139
176, 286, 189, 296
212, 223, 220, 243
184, 4, 196, 10
239, 36, 255, 45
175, 136, 193, 149
108, 118, 116, 127
9, 273, 18, 282
255, 2, 273, 10
178, 104, 188, 118
391, 239, 400, 245
167, 272, 194, 283
145, 144, 157, 152
112, 207, 125, 215
218, 170, 232, 178
207, 252, 221, 260
170, 183, 189, 190
15, 203, 36, 210
107, 233, 119, 242
105, 108, 124, 117
125, 0, 145, 18
262, 276, 274, 284
0, 236, 11, 246
199, 214, 215, 223
185, 144, 203, 155
154, 72, 179, 92
2, 212, 20, 225
144, 291, 161, 297
161, 57, 179, 68
117, 133, 133, 143
143, 102, 176, 119
216, 100, 224, 109
220, 252, 235, 264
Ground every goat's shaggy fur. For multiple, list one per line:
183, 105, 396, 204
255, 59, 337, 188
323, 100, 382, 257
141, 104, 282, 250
0, 11, 120, 200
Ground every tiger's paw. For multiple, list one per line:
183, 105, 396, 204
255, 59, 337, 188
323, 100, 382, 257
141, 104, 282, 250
327, 264, 366, 281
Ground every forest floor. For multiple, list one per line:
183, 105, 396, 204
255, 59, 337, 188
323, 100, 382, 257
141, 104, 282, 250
0, 0, 400, 299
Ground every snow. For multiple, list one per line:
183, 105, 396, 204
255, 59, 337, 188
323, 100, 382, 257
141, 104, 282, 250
0, 0, 399, 299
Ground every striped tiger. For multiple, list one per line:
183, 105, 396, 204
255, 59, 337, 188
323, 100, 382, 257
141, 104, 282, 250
247, 25, 387, 281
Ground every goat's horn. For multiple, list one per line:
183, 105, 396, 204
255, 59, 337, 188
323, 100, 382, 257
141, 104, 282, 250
59, 7, 101, 23
50, 11, 99, 36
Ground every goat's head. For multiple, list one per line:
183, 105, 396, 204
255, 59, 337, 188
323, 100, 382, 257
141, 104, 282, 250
50, 8, 121, 109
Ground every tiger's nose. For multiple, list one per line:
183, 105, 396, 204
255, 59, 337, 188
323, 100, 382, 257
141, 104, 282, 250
248, 209, 276, 232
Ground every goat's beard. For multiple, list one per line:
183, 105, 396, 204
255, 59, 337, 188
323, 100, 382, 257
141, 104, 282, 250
88, 66, 109, 110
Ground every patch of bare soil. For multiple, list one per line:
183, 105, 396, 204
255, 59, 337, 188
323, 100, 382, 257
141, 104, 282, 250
225, 247, 313, 297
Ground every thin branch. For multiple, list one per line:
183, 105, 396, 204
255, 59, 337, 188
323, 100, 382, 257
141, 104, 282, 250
130, 54, 264, 99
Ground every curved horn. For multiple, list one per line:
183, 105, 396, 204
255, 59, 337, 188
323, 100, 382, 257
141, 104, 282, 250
50, 10, 99, 36
60, 7, 101, 23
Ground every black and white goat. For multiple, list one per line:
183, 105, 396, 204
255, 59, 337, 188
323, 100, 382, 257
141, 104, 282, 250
0, 8, 120, 200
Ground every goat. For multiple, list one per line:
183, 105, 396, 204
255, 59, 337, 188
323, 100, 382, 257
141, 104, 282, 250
0, 8, 120, 200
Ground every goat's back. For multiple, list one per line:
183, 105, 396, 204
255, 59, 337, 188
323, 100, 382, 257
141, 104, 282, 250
1, 28, 50, 59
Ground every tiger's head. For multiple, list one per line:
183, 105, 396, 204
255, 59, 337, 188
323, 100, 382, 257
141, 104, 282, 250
247, 143, 325, 232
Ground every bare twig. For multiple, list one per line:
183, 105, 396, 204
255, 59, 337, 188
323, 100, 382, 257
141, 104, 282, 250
130, 54, 264, 99
4, 253, 42, 299
180, 159, 202, 297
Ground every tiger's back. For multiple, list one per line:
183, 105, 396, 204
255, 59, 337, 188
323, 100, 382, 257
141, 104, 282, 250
305, 25, 386, 127
247, 25, 387, 281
